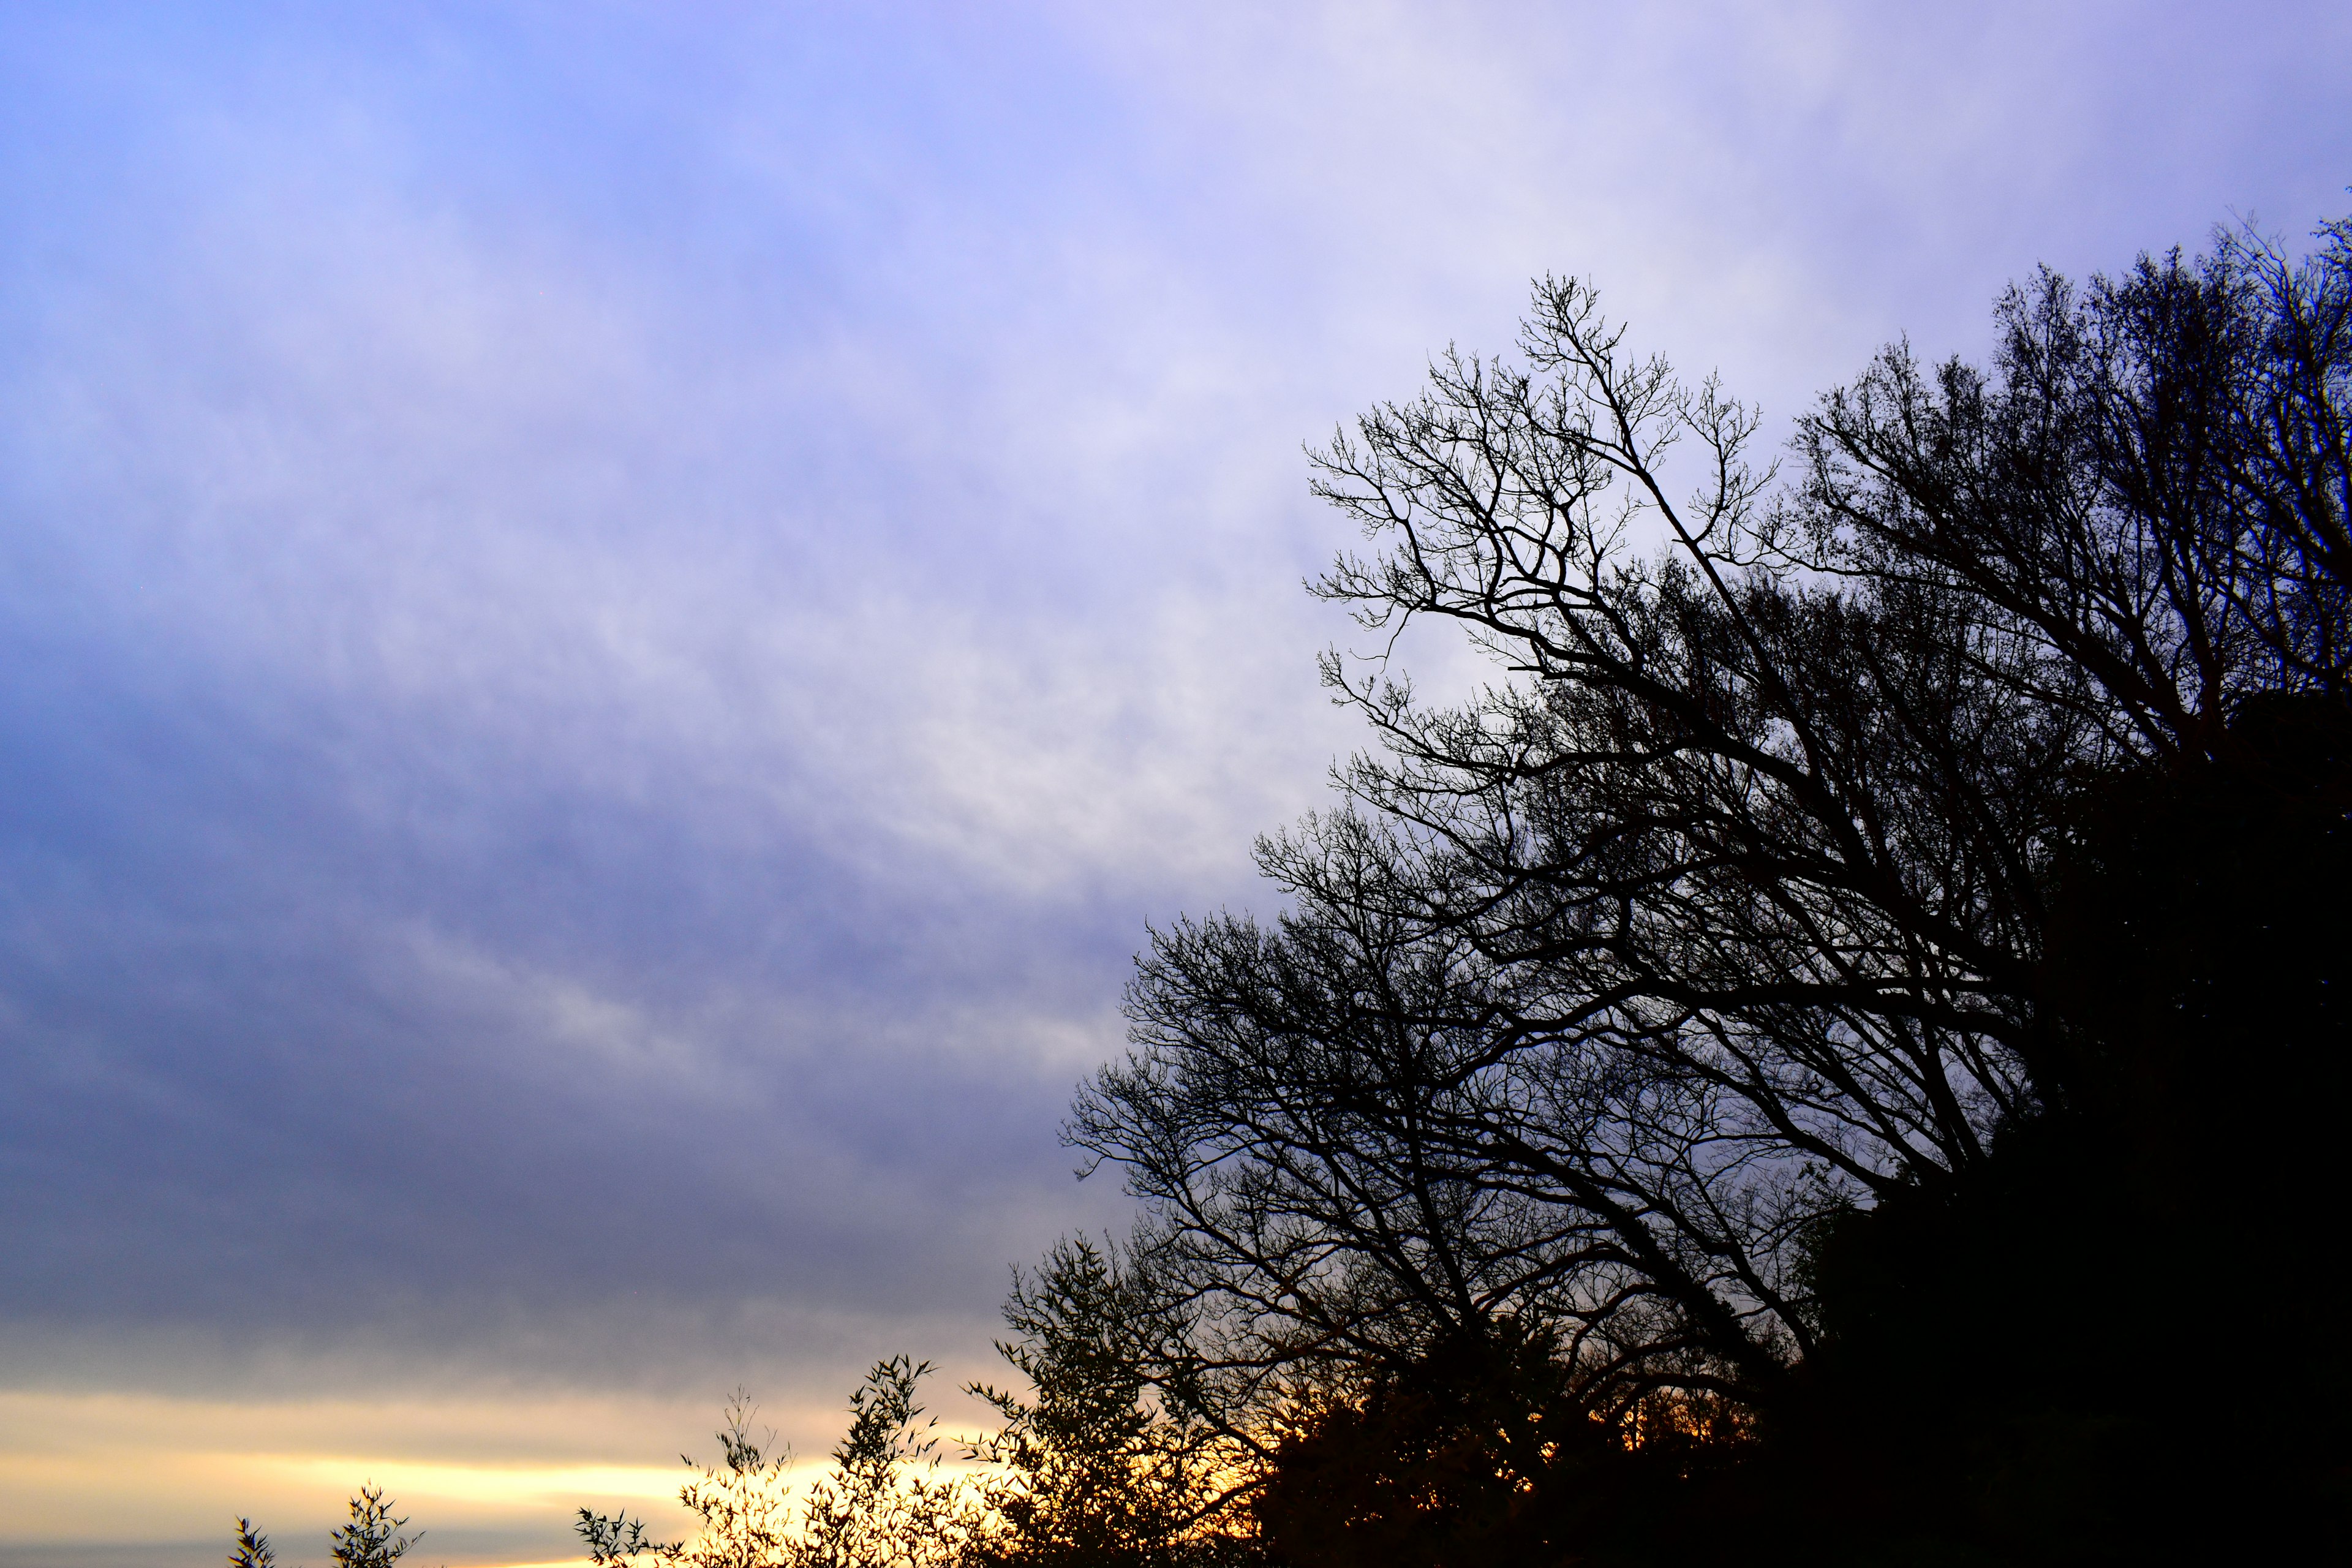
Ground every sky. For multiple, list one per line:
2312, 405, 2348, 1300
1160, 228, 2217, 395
0, 2, 2344, 1562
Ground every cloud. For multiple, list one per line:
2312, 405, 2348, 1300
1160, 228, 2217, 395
0, 1, 2345, 1559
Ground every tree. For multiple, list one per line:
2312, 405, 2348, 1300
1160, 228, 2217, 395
330, 1486, 424, 1568
965, 1237, 1254, 1567
796, 1357, 979, 1568
579, 1391, 790, 1568
1074, 208, 2351, 1557
1249, 1317, 1711, 1568
579, 1365, 984, 1568
225, 1488, 428, 1568
229, 1519, 277, 1568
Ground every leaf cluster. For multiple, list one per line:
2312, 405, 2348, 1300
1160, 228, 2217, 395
225, 1487, 430, 1568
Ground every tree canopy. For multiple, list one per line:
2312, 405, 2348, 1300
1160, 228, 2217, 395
1074, 209, 2351, 1562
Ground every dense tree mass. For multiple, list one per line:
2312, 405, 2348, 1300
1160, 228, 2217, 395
1074, 207, 2351, 1562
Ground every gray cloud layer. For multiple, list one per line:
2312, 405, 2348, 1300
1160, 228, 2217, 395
1, 0, 2345, 1412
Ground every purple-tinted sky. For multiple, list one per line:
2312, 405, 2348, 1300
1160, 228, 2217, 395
2, 2, 2345, 1562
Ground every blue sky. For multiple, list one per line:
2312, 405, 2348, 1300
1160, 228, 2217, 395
2, 3, 2345, 1562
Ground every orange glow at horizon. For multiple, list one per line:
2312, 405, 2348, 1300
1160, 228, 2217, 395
0, 1381, 1009, 1567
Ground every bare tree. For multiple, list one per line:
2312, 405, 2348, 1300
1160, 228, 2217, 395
1074, 213, 2352, 1429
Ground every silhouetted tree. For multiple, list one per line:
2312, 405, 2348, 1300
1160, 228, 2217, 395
579, 1366, 985, 1568
1075, 206, 2351, 1559
1257, 1321, 1623, 1568
581, 1507, 685, 1568
227, 1488, 428, 1568
966, 1237, 1255, 1567
1782, 689, 2352, 1561
330, 1487, 423, 1568
581, 1390, 792, 1568
797, 1357, 981, 1568
229, 1519, 277, 1568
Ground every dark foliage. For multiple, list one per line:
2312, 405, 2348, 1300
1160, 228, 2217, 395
229, 1519, 277, 1568
1075, 208, 2352, 1562
578, 1369, 984, 1568
329, 1487, 423, 1568
1253, 1321, 1740, 1568
229, 1487, 428, 1568
967, 1238, 1257, 1568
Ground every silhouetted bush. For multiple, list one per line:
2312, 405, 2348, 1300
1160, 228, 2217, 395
579, 1365, 986, 1568
227, 1487, 426, 1568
